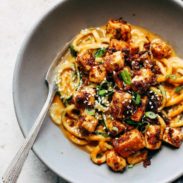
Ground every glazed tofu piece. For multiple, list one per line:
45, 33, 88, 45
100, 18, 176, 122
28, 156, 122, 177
150, 39, 172, 59
113, 129, 145, 158
77, 52, 95, 71
104, 51, 124, 72
105, 118, 127, 136
110, 91, 132, 119
81, 114, 98, 133
106, 150, 127, 171
145, 125, 162, 150
74, 87, 95, 108
132, 68, 155, 92
106, 19, 131, 41
131, 96, 148, 122
109, 39, 129, 51
127, 150, 148, 165
89, 64, 106, 84
163, 127, 183, 148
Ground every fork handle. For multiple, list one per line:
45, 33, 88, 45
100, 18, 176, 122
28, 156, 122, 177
2, 84, 56, 183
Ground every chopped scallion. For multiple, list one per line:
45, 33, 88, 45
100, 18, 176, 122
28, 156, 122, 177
95, 48, 106, 58
145, 111, 157, 119
132, 92, 141, 105
175, 85, 183, 93
128, 164, 134, 168
159, 85, 166, 98
98, 89, 108, 96
125, 119, 138, 126
95, 131, 109, 137
166, 74, 177, 80
85, 108, 95, 116
120, 69, 131, 85
69, 45, 77, 57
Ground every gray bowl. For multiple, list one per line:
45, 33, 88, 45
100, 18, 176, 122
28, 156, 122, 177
13, 0, 183, 182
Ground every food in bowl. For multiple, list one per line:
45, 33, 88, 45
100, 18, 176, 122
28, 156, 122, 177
49, 18, 183, 172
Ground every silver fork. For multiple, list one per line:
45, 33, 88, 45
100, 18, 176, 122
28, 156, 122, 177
2, 42, 70, 183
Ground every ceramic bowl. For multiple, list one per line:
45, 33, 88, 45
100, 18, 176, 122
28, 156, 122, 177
13, 0, 183, 182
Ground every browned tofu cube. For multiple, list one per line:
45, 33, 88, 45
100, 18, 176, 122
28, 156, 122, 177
145, 125, 162, 150
104, 51, 124, 72
74, 87, 95, 108
106, 19, 131, 41
113, 129, 145, 158
131, 96, 148, 122
163, 127, 183, 148
110, 91, 132, 119
109, 39, 129, 51
106, 150, 126, 171
150, 39, 172, 59
132, 68, 154, 92
81, 114, 98, 133
106, 119, 126, 136
127, 150, 148, 165
77, 52, 94, 71
89, 64, 106, 84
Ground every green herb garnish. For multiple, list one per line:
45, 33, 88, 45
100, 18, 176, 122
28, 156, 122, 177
166, 74, 177, 80
120, 69, 131, 85
95, 48, 106, 58
97, 81, 114, 97
125, 119, 149, 132
159, 85, 166, 97
112, 126, 119, 132
69, 45, 77, 57
175, 85, 183, 93
135, 93, 141, 105
95, 131, 109, 137
128, 164, 134, 168
85, 108, 95, 116
98, 89, 108, 96
63, 95, 73, 106
125, 119, 138, 126
132, 92, 141, 105
99, 119, 107, 129
145, 111, 157, 119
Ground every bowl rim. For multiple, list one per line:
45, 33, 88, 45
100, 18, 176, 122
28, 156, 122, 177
12, 0, 183, 182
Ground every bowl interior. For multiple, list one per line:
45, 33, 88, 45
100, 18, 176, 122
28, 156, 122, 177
14, 0, 183, 182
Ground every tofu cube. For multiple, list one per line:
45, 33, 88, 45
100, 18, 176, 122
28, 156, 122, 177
106, 19, 131, 41
74, 87, 95, 108
89, 64, 106, 84
106, 150, 126, 171
163, 127, 183, 148
77, 52, 94, 71
104, 51, 124, 72
81, 114, 98, 133
113, 129, 145, 158
132, 68, 154, 92
109, 39, 128, 51
150, 39, 172, 59
110, 91, 132, 119
106, 119, 126, 136
145, 125, 162, 150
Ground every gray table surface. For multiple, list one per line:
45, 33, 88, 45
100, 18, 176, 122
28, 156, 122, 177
0, 0, 182, 182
